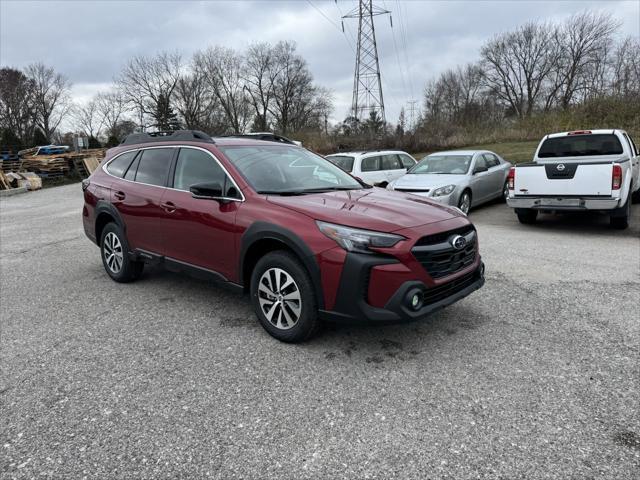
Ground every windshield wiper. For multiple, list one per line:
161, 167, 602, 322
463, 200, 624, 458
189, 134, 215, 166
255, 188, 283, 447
256, 190, 309, 196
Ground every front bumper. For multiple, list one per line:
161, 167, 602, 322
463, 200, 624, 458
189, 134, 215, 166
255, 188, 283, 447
318, 252, 485, 324
507, 196, 620, 211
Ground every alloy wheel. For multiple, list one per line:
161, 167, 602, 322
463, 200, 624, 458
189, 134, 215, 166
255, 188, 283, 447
257, 267, 301, 330
103, 232, 124, 274
459, 193, 471, 214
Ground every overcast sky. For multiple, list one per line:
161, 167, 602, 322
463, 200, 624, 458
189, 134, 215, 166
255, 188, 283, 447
1, 0, 639, 126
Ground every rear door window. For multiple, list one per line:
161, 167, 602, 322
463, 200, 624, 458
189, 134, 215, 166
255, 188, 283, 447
483, 153, 500, 168
106, 150, 137, 178
360, 156, 380, 172
327, 155, 355, 172
399, 154, 416, 169
381, 154, 402, 170
135, 148, 174, 187
538, 134, 623, 158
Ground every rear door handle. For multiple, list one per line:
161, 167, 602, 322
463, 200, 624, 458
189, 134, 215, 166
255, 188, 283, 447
114, 191, 125, 200
161, 201, 176, 213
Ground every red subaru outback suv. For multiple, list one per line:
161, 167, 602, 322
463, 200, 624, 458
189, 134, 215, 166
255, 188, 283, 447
83, 130, 484, 342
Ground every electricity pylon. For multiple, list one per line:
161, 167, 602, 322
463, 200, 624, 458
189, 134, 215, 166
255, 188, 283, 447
343, 0, 389, 123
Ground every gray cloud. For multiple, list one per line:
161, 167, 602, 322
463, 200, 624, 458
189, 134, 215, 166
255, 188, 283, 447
2, 0, 638, 124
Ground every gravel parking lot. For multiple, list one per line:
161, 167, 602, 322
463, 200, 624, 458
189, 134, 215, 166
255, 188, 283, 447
1, 183, 639, 479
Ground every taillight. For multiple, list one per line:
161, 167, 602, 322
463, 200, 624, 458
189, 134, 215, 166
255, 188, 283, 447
507, 167, 515, 189
81, 179, 90, 191
612, 164, 622, 190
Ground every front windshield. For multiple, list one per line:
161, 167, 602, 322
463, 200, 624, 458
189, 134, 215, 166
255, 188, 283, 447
409, 155, 472, 175
326, 155, 355, 172
219, 145, 363, 194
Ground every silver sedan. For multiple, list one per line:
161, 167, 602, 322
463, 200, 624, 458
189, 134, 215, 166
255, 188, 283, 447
387, 150, 512, 214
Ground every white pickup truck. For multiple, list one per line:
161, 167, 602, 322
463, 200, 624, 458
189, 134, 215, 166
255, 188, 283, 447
507, 129, 640, 229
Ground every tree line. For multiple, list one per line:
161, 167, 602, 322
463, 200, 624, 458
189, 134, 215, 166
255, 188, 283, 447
0, 41, 333, 149
1, 10, 638, 152
418, 11, 640, 146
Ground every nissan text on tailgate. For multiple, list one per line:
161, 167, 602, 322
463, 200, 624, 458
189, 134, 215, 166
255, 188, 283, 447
506, 130, 640, 229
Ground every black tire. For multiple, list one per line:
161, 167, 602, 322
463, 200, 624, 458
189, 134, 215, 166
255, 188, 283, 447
100, 223, 144, 282
501, 180, 509, 203
610, 195, 630, 230
458, 190, 472, 214
250, 250, 320, 343
516, 208, 538, 224
632, 187, 640, 204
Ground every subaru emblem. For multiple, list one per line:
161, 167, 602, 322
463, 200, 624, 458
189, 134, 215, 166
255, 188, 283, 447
450, 235, 467, 250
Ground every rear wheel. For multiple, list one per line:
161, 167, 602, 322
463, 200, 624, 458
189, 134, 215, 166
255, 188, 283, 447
610, 195, 630, 230
458, 190, 471, 214
516, 208, 538, 224
250, 251, 320, 343
501, 180, 509, 202
100, 223, 144, 282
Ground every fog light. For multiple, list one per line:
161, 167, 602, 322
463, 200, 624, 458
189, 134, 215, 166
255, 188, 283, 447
406, 288, 424, 311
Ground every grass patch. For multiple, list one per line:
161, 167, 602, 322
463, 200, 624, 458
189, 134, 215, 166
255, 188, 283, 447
411, 139, 540, 164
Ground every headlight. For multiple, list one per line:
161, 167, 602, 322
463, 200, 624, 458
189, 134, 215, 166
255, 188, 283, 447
432, 184, 456, 197
316, 221, 405, 253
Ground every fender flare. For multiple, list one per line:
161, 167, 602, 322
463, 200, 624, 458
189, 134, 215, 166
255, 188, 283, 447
239, 222, 324, 309
94, 200, 126, 237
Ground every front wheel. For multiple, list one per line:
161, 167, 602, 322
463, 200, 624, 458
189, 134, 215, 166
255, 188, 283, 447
250, 251, 320, 343
516, 208, 538, 224
458, 191, 471, 214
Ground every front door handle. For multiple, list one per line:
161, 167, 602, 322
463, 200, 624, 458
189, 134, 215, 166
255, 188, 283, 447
114, 191, 125, 200
161, 201, 176, 213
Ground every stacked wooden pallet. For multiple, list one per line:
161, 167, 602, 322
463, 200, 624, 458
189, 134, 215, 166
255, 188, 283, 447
21, 155, 69, 178
0, 150, 23, 172
68, 150, 104, 178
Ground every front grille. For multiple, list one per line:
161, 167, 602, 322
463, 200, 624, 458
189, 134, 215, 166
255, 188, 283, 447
422, 270, 479, 305
412, 227, 477, 279
414, 225, 475, 247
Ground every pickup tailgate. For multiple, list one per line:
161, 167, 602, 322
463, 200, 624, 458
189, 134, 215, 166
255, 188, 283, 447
514, 163, 613, 196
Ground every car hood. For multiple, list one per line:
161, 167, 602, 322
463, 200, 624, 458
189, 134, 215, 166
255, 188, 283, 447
266, 188, 463, 232
393, 173, 468, 190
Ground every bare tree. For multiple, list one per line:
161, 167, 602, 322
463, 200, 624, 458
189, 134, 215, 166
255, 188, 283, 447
73, 98, 104, 139
117, 52, 182, 130
25, 62, 72, 141
96, 90, 128, 140
244, 43, 281, 131
551, 11, 619, 108
481, 22, 559, 118
195, 46, 251, 133
0, 67, 37, 143
611, 36, 640, 96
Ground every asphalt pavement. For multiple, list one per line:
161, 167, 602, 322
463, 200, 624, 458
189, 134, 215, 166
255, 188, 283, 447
1, 184, 639, 479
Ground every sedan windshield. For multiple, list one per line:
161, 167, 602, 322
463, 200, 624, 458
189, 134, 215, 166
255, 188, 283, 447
326, 155, 355, 173
219, 145, 363, 194
409, 155, 472, 175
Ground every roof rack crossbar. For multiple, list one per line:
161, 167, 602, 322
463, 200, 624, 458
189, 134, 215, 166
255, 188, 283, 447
121, 130, 215, 146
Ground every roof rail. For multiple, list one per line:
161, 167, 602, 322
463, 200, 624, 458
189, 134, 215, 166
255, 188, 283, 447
121, 130, 214, 146
226, 133, 297, 145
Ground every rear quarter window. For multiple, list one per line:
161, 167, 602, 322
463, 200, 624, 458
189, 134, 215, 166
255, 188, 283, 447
327, 155, 355, 172
538, 134, 623, 158
106, 150, 137, 177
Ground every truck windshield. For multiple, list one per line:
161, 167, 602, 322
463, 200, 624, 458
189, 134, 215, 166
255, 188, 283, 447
539, 134, 623, 158
219, 145, 362, 194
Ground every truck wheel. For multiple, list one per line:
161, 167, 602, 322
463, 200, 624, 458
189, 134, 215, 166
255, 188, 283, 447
610, 196, 630, 230
516, 208, 538, 224
250, 251, 321, 343
100, 223, 144, 282
632, 187, 640, 204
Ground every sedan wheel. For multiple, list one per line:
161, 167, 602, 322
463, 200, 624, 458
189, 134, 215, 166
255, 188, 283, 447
103, 231, 124, 274
257, 267, 301, 330
458, 191, 471, 214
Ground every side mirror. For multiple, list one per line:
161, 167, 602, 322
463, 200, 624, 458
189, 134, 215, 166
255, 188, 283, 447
474, 166, 488, 174
190, 182, 224, 200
